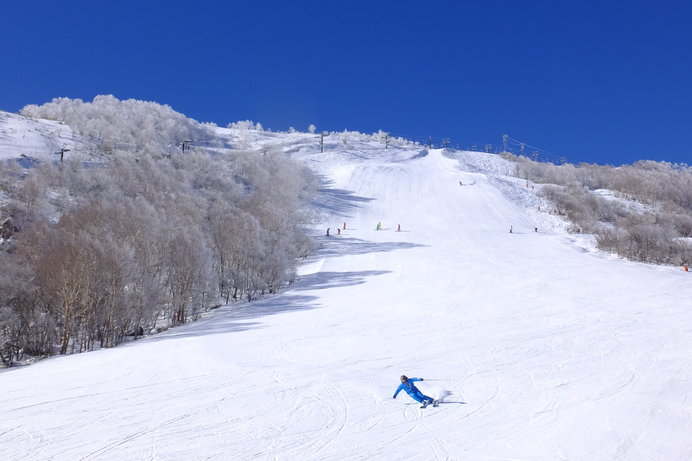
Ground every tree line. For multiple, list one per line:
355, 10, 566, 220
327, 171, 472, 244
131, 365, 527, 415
507, 154, 692, 265
0, 97, 317, 366
20, 95, 218, 154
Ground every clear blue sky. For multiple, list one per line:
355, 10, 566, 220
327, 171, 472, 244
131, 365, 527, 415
2, 1, 691, 165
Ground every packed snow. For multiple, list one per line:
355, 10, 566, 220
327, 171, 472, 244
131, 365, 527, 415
1, 121, 691, 460
0, 111, 78, 163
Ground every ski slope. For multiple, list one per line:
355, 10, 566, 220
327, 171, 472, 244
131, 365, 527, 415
1, 133, 692, 460
0, 111, 78, 163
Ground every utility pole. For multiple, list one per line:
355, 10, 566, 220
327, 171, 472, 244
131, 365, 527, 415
428, 136, 432, 149
319, 132, 327, 153
502, 134, 509, 152
384, 133, 389, 149
442, 138, 450, 148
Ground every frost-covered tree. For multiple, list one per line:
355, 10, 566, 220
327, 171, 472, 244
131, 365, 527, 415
509, 154, 692, 265
21, 95, 217, 155
2, 99, 319, 364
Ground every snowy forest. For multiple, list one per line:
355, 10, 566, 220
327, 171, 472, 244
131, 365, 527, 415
20, 95, 219, 153
0, 97, 317, 366
507, 154, 692, 265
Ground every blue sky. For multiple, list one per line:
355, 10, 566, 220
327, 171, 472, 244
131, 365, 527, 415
2, 1, 691, 165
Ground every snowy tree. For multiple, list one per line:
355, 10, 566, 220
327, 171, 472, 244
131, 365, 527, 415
21, 95, 217, 155
511, 154, 692, 264
2, 100, 319, 365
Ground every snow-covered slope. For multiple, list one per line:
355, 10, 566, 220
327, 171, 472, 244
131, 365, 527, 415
1, 127, 692, 460
0, 111, 80, 162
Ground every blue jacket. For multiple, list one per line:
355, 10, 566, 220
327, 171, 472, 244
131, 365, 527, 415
393, 378, 423, 398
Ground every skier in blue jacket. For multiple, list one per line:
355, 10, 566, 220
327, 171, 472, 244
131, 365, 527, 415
393, 375, 434, 406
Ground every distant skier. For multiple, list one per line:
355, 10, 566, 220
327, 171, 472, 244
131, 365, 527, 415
509, 225, 513, 233
393, 375, 435, 407
326, 228, 330, 236
376, 222, 382, 230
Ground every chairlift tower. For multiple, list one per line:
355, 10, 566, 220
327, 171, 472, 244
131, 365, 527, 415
318, 132, 328, 153
179, 139, 192, 152
55, 147, 70, 163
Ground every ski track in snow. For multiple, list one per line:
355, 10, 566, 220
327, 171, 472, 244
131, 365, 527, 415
1, 127, 692, 460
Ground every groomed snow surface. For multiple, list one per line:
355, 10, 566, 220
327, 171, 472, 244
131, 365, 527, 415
2, 138, 692, 460
0, 111, 77, 163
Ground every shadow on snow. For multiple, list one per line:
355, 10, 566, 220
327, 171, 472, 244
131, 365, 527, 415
294, 270, 391, 291
317, 237, 426, 257
311, 176, 374, 215
141, 294, 320, 343
143, 269, 392, 342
